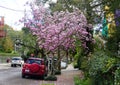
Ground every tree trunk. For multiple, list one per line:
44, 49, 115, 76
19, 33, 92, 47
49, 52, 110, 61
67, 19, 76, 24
66, 50, 69, 64
58, 46, 61, 71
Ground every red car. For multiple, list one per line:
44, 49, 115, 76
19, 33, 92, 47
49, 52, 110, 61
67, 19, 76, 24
22, 57, 48, 78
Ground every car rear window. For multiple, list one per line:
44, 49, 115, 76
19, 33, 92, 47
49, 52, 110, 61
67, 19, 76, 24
12, 58, 21, 60
26, 59, 42, 65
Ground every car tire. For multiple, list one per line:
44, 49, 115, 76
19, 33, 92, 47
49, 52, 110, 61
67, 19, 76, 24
14, 64, 16, 67
19, 64, 21, 67
41, 75, 45, 80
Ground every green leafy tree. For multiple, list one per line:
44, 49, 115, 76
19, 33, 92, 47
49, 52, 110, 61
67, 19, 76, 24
20, 27, 40, 57
0, 24, 21, 53
0, 38, 4, 52
50, 0, 101, 23
3, 36, 14, 53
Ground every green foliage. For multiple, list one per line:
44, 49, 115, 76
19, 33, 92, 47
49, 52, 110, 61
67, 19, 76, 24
114, 67, 120, 85
94, 36, 105, 51
73, 61, 79, 68
106, 36, 119, 56
89, 51, 116, 76
11, 51, 18, 54
21, 27, 38, 56
74, 40, 82, 69
55, 70, 61, 75
0, 53, 19, 56
80, 57, 89, 71
104, 0, 120, 56
0, 24, 23, 53
50, 0, 99, 23
3, 36, 14, 53
44, 75, 57, 81
74, 76, 92, 85
88, 50, 117, 85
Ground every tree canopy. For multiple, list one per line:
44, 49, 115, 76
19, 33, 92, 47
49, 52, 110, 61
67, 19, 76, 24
22, 2, 94, 55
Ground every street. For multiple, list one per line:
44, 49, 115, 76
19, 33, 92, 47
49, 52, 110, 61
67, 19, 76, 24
0, 63, 82, 85
0, 66, 54, 85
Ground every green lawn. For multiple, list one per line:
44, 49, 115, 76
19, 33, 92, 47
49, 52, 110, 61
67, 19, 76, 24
0, 53, 20, 63
0, 53, 20, 57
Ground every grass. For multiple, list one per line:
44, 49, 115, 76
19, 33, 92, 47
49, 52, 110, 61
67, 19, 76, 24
0, 52, 20, 63
74, 76, 91, 85
0, 52, 20, 57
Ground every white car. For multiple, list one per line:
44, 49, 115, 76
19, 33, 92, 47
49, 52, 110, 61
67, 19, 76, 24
61, 61, 67, 69
11, 57, 24, 67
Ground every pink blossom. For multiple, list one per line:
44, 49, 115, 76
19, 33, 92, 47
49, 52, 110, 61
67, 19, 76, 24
21, 3, 94, 53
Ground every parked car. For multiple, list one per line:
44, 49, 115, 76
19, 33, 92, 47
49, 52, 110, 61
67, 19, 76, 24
49, 58, 67, 69
61, 61, 67, 69
11, 57, 24, 67
22, 57, 48, 78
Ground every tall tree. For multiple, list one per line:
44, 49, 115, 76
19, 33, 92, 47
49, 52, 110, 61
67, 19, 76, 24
3, 36, 14, 53
21, 27, 39, 57
21, 2, 94, 71
49, 0, 103, 23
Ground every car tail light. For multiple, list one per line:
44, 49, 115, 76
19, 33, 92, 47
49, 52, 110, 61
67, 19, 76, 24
23, 64, 26, 68
23, 64, 28, 68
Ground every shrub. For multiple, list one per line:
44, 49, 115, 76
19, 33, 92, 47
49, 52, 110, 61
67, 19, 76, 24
74, 76, 91, 85
89, 51, 116, 76
88, 50, 116, 85
44, 75, 57, 81
114, 67, 120, 85
55, 70, 61, 75
73, 61, 79, 68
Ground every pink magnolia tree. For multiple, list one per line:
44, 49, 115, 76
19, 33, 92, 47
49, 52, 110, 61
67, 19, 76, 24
22, 2, 94, 57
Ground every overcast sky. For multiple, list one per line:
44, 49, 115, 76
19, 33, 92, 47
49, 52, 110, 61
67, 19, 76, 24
0, 0, 57, 31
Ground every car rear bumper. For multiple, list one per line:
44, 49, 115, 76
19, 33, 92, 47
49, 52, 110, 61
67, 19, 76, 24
22, 69, 45, 76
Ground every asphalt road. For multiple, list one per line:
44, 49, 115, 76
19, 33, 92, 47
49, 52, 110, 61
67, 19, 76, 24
0, 64, 82, 85
0, 67, 53, 85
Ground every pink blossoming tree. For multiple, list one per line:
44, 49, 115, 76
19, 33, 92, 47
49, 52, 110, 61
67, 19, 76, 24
22, 2, 94, 70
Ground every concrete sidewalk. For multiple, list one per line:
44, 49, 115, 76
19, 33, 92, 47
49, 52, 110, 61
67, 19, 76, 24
42, 63, 82, 85
0, 63, 11, 70
62, 63, 78, 71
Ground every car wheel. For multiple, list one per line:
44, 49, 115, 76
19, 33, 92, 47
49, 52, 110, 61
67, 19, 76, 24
41, 75, 45, 80
19, 64, 21, 67
11, 64, 13, 67
14, 64, 16, 67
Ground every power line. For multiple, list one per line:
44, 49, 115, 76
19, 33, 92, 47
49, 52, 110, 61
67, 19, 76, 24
0, 5, 24, 12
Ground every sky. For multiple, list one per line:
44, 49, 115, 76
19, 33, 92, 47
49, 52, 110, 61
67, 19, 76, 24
0, 0, 57, 31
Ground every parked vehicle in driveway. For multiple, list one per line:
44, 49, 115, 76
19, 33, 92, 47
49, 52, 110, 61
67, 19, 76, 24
22, 57, 48, 78
11, 57, 24, 67
61, 61, 67, 69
